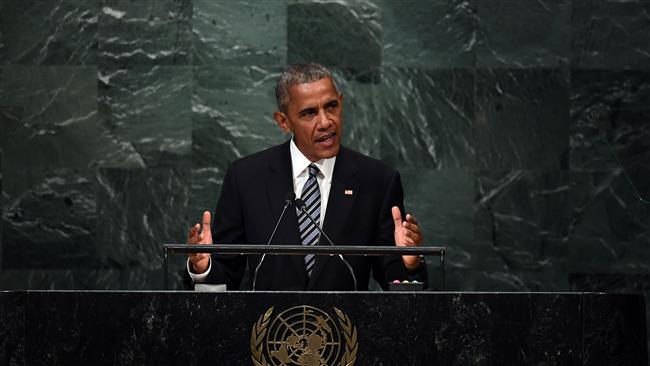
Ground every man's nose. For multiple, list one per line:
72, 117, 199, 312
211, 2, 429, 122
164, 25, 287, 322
316, 108, 332, 129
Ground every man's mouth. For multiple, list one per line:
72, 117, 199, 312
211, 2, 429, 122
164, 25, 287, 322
315, 133, 336, 143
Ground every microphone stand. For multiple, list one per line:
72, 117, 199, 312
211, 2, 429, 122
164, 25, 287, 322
252, 194, 294, 290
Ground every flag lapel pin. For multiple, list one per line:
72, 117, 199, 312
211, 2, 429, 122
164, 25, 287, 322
344, 189, 353, 196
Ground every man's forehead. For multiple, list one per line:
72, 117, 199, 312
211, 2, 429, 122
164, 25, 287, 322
288, 78, 339, 101
286, 80, 339, 112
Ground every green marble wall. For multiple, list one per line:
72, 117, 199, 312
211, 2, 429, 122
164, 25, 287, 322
1, 0, 649, 302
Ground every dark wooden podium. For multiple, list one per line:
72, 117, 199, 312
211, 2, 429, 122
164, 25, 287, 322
0, 291, 646, 365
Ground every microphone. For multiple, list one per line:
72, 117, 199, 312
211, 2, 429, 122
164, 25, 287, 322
252, 191, 295, 290
294, 198, 358, 291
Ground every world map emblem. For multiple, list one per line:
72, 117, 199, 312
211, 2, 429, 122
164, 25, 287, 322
251, 305, 358, 366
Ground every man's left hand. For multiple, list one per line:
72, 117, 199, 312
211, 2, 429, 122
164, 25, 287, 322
392, 206, 423, 270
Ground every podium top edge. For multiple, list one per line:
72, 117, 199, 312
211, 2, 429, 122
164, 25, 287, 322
162, 244, 446, 256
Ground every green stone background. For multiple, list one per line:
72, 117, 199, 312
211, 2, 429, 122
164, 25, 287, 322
0, 0, 649, 336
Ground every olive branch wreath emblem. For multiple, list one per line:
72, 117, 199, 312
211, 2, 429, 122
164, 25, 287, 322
250, 306, 358, 366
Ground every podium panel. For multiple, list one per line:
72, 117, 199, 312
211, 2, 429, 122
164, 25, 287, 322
0, 291, 646, 365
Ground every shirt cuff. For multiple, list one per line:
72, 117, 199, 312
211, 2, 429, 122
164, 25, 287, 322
187, 256, 211, 283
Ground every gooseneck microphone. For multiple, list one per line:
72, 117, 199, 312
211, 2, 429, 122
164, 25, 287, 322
252, 191, 295, 291
294, 198, 358, 291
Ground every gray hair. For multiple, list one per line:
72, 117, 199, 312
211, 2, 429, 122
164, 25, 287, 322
275, 63, 337, 113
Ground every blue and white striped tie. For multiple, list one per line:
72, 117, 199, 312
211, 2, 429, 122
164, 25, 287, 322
298, 164, 321, 276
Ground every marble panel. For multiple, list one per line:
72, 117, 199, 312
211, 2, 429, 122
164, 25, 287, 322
0, 148, 2, 260
331, 68, 381, 158
620, 168, 650, 206
0, 66, 137, 173
114, 265, 188, 290
0, 292, 24, 364
570, 272, 650, 362
98, 66, 192, 168
475, 68, 569, 170
572, 0, 650, 69
95, 168, 189, 284
336, 294, 418, 364
0, 266, 187, 291
570, 70, 650, 170
475, 0, 570, 68
192, 65, 286, 171
570, 273, 650, 294
287, 1, 381, 77
570, 69, 650, 201
1, 168, 97, 270
378, 0, 476, 68
0, 1, 4, 59
0, 0, 98, 65
25, 291, 195, 365
448, 269, 570, 292
192, 0, 286, 66
189, 167, 224, 229
473, 170, 570, 274
0, 106, 13, 266
415, 293, 581, 363
567, 171, 650, 273
0, 269, 104, 290
98, 0, 192, 67
581, 293, 648, 365
378, 67, 476, 169
400, 168, 474, 290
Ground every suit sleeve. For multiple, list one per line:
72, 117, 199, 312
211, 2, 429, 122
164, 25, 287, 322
202, 162, 248, 289
371, 171, 428, 289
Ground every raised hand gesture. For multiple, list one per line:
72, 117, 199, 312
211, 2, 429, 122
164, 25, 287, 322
187, 211, 213, 273
391, 206, 423, 270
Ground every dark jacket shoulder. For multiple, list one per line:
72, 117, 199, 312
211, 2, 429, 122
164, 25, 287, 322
338, 145, 399, 181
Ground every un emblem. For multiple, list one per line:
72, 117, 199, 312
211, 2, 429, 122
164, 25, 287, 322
251, 305, 358, 366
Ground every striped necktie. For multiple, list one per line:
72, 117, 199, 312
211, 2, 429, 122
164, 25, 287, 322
298, 164, 321, 276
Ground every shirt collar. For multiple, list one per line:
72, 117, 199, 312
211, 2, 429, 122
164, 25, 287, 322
289, 138, 336, 180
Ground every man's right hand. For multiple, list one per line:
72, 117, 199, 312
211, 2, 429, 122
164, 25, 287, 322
187, 211, 213, 274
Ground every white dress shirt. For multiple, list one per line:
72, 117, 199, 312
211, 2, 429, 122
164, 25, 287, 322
289, 138, 336, 227
188, 138, 337, 283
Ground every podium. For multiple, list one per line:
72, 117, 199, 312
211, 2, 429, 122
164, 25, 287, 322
0, 291, 646, 365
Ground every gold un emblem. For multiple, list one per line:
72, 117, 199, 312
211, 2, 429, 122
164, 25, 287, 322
251, 305, 358, 366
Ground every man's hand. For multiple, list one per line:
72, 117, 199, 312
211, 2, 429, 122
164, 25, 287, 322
392, 206, 423, 270
187, 211, 213, 274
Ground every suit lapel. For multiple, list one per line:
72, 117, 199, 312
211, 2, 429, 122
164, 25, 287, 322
308, 146, 359, 289
265, 140, 307, 284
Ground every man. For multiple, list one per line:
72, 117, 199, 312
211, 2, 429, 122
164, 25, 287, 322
187, 63, 425, 291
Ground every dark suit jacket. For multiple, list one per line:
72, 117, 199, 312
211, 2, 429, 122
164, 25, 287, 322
201, 140, 424, 291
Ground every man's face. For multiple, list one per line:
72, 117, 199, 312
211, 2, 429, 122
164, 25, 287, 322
274, 77, 343, 162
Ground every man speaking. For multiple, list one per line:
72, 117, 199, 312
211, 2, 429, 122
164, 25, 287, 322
187, 63, 426, 291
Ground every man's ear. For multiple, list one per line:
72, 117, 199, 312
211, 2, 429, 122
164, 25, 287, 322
273, 111, 291, 133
